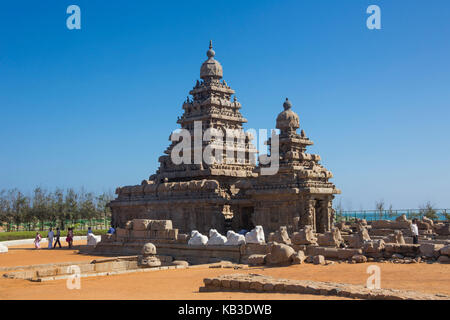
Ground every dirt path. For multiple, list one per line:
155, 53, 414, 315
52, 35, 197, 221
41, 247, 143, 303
0, 242, 449, 300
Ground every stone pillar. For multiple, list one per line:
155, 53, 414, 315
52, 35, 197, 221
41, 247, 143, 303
300, 198, 315, 230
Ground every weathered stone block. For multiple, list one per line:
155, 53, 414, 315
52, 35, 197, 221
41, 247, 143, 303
111, 261, 128, 271
130, 230, 149, 239
132, 219, 151, 231
79, 264, 95, 273
291, 225, 317, 245
371, 220, 411, 230
156, 230, 169, 239
317, 227, 344, 247
248, 254, 266, 266
95, 263, 112, 272
440, 245, 450, 256
37, 268, 57, 277
249, 281, 264, 291
437, 255, 450, 264
384, 244, 420, 257
311, 247, 362, 260
116, 228, 129, 238
56, 266, 70, 275
168, 229, 178, 240
150, 220, 173, 231
420, 243, 444, 258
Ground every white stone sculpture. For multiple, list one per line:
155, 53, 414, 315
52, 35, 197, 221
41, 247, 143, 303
207, 229, 227, 245
225, 230, 246, 246
0, 244, 8, 253
188, 230, 208, 245
245, 226, 265, 244
87, 233, 100, 246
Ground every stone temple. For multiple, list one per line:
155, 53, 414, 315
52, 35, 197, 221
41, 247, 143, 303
109, 41, 340, 236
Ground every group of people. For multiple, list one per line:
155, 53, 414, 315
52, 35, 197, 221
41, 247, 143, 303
33, 227, 75, 249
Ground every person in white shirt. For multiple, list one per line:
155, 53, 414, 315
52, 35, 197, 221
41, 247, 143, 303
47, 228, 54, 249
411, 219, 419, 244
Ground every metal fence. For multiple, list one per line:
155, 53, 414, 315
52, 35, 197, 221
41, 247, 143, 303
336, 209, 449, 222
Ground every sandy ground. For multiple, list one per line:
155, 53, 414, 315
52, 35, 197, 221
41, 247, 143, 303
0, 242, 449, 300
0, 240, 108, 268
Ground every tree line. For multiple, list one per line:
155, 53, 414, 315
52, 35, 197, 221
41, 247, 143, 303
0, 187, 114, 232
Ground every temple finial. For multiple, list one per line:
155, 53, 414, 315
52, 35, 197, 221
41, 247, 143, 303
207, 40, 215, 58
283, 98, 292, 110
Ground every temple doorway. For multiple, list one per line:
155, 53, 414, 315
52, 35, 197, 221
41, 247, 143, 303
314, 200, 325, 233
240, 206, 255, 231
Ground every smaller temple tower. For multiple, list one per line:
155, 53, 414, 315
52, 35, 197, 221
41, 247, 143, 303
234, 98, 340, 234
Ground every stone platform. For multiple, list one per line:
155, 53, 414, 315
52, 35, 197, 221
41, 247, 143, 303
200, 273, 450, 300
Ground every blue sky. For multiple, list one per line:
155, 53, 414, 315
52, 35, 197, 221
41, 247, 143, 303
0, 1, 449, 209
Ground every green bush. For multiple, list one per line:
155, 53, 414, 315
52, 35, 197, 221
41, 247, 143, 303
0, 229, 108, 242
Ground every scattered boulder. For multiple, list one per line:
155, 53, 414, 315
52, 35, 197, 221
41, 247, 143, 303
171, 260, 189, 267
265, 242, 295, 266
188, 230, 208, 245
313, 255, 325, 265
292, 225, 317, 245
291, 251, 306, 265
245, 226, 265, 244
225, 230, 246, 246
248, 254, 266, 266
268, 226, 291, 245
207, 229, 227, 245
351, 254, 367, 263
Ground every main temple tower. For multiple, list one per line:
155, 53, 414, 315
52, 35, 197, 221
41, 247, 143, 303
152, 41, 257, 185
